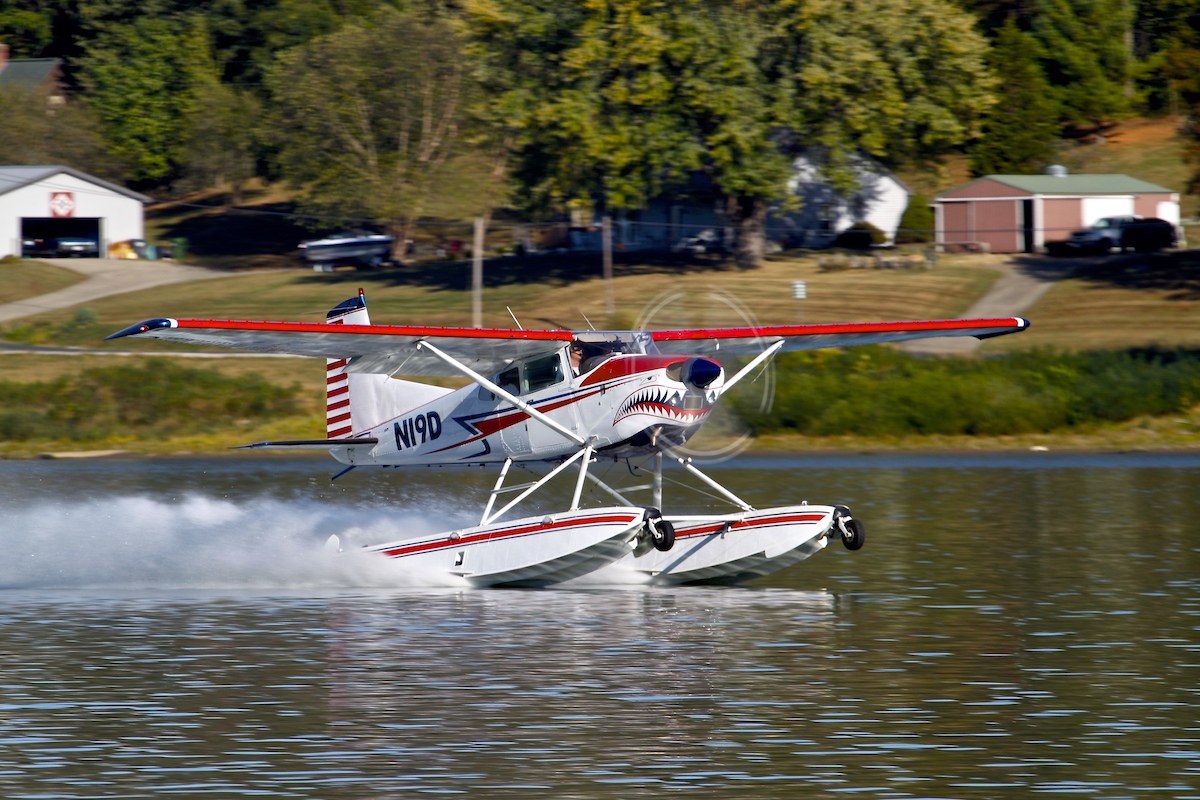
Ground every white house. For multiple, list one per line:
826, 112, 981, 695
571, 153, 912, 251
0, 165, 152, 258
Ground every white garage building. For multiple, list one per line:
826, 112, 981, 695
0, 165, 151, 258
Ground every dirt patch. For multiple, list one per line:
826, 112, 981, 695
1100, 117, 1183, 148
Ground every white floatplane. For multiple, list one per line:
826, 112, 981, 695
108, 292, 1028, 587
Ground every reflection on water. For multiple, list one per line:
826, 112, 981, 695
0, 455, 1197, 798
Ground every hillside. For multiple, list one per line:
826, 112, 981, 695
898, 117, 1197, 217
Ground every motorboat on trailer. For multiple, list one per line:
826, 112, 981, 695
299, 231, 395, 271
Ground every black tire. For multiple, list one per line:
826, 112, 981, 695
652, 519, 676, 552
840, 518, 865, 551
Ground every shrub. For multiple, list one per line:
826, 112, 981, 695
731, 347, 1200, 437
834, 222, 886, 250
895, 193, 935, 244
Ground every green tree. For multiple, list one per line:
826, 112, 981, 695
466, 0, 995, 269
0, 86, 120, 177
1029, 0, 1134, 129
0, 6, 52, 55
79, 11, 208, 184
267, 5, 472, 258
969, 20, 1059, 175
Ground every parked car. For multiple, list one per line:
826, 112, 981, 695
21, 237, 54, 257
1065, 216, 1178, 254
53, 236, 100, 257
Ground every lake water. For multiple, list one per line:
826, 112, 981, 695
1, 454, 1198, 798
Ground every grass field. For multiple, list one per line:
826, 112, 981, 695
0, 260, 86, 305
981, 249, 1200, 352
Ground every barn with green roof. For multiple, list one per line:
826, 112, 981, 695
933, 168, 1180, 254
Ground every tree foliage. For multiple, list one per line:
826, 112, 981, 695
0, 86, 119, 177
969, 20, 1059, 175
466, 0, 994, 267
267, 5, 471, 256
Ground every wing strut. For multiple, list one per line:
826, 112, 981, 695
415, 339, 585, 447
718, 340, 785, 396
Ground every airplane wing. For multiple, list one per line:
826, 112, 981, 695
106, 318, 573, 377
107, 315, 1027, 376
649, 317, 1029, 357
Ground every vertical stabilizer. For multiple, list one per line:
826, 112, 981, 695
325, 290, 452, 438
325, 290, 369, 438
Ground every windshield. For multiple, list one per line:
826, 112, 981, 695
1091, 219, 1112, 229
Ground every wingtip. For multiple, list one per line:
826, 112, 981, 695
104, 318, 176, 340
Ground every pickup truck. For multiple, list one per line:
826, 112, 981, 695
1065, 216, 1178, 254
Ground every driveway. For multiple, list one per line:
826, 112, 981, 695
0, 258, 232, 324
900, 256, 1069, 355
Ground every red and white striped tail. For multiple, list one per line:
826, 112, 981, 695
325, 290, 369, 439
323, 290, 455, 439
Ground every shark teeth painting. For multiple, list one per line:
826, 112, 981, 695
613, 386, 709, 426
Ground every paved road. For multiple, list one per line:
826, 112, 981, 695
0, 258, 232, 324
900, 257, 1068, 355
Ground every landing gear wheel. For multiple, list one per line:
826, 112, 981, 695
839, 517, 865, 551
651, 518, 676, 552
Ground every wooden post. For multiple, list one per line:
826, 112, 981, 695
472, 216, 484, 328
602, 215, 613, 317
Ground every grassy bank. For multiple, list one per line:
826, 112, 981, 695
0, 260, 87, 305
3, 348, 1199, 457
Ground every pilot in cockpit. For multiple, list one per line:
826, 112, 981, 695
568, 340, 585, 376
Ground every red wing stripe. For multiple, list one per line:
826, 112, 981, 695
328, 426, 353, 438
177, 318, 575, 341
652, 318, 1026, 341
327, 385, 348, 398
327, 358, 348, 369
327, 398, 349, 412
327, 374, 348, 385
327, 411, 351, 425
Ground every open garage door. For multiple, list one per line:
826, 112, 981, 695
21, 218, 102, 258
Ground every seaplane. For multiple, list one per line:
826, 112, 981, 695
108, 291, 1028, 587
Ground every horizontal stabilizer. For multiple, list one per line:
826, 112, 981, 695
234, 437, 379, 450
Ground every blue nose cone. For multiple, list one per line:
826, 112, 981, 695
684, 357, 722, 389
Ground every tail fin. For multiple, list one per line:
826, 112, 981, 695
325, 290, 451, 438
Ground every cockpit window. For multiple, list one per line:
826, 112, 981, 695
522, 353, 564, 393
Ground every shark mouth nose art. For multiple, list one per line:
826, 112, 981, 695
614, 387, 710, 425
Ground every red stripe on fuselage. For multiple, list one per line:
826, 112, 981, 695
580, 356, 688, 387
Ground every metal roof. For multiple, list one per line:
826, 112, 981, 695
943, 174, 1175, 197
0, 58, 61, 90
0, 165, 152, 203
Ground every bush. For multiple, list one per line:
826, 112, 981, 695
731, 347, 1200, 438
833, 222, 886, 250
895, 193, 934, 244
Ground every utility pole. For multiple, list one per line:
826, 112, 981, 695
602, 215, 614, 318
472, 216, 484, 328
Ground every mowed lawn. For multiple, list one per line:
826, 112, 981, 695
0, 260, 86, 305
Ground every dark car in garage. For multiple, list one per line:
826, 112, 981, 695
52, 236, 100, 257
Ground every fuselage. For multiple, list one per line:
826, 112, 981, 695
334, 347, 725, 467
